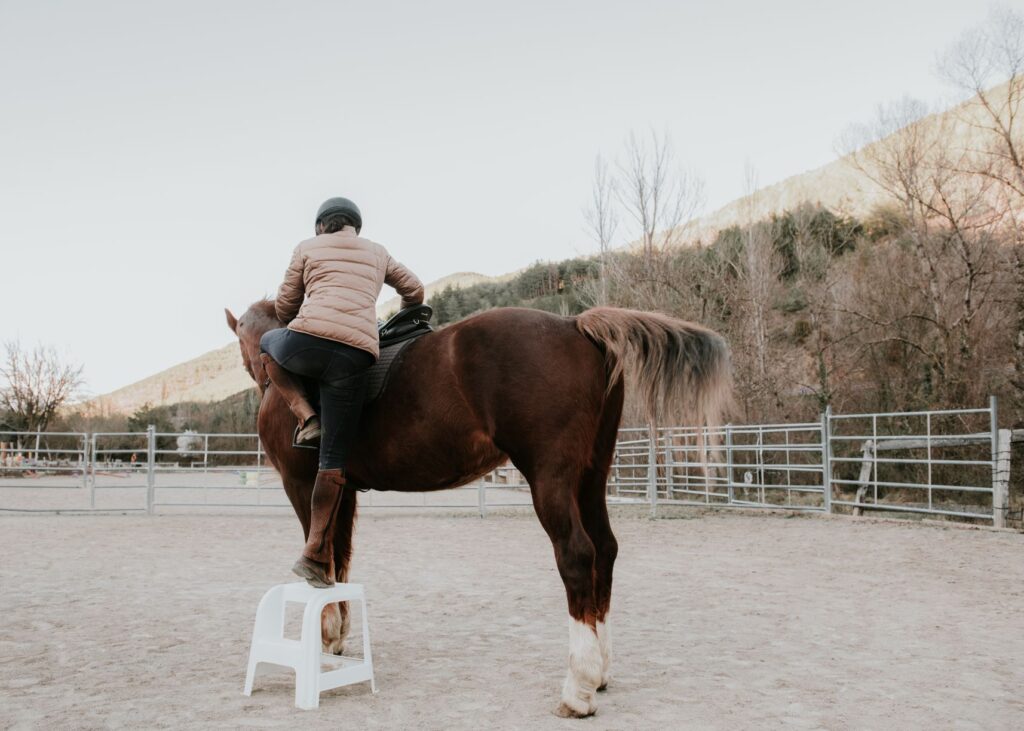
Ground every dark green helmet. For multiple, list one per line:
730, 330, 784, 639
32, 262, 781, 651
315, 197, 362, 233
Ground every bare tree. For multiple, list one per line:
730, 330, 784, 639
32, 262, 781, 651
616, 129, 704, 267
938, 5, 1024, 419
581, 129, 705, 316
842, 91, 1006, 404
582, 155, 618, 306
788, 204, 852, 412
937, 6, 1024, 197
0, 341, 84, 433
842, 97, 945, 328
725, 163, 788, 418
741, 164, 777, 380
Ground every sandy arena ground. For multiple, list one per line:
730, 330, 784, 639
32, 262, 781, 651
1, 509, 1022, 730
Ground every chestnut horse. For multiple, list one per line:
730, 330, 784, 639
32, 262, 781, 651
225, 302, 730, 717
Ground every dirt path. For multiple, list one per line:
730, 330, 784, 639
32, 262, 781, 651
1, 511, 1021, 729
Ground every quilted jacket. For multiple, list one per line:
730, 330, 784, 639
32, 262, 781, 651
275, 226, 424, 358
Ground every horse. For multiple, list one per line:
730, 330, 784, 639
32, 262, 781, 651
225, 301, 730, 717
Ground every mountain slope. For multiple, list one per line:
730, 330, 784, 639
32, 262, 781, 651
376, 270, 515, 318
83, 344, 252, 415
686, 80, 1012, 239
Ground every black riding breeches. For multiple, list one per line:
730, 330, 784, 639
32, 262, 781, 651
259, 328, 375, 470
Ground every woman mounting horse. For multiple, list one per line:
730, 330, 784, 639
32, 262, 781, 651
256, 196, 424, 588
226, 197, 731, 717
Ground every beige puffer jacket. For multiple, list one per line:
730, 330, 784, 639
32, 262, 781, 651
275, 226, 424, 358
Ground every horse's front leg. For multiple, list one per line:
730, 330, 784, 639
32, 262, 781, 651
321, 487, 358, 655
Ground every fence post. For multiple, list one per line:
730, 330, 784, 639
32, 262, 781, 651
852, 440, 875, 517
725, 425, 735, 505
146, 425, 156, 515
89, 433, 97, 509
989, 396, 1004, 528
80, 433, 89, 490
756, 424, 765, 505
663, 444, 674, 499
820, 407, 832, 513
993, 428, 1011, 529
478, 478, 487, 518
647, 424, 658, 518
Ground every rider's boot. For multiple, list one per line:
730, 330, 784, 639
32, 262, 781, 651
292, 468, 346, 588
259, 353, 321, 445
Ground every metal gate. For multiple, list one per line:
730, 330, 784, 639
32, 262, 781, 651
827, 398, 1004, 524
609, 420, 829, 515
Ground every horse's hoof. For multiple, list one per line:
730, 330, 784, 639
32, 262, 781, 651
555, 702, 596, 718
597, 683, 608, 692
292, 558, 334, 588
322, 639, 345, 655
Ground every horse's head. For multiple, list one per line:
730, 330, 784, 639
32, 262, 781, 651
224, 300, 281, 391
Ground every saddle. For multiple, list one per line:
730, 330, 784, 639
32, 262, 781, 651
364, 304, 434, 402
378, 303, 434, 347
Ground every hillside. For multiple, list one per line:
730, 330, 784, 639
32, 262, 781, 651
83, 343, 252, 415
376, 270, 515, 319
685, 80, 1012, 240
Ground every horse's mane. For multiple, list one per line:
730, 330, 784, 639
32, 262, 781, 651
246, 298, 283, 329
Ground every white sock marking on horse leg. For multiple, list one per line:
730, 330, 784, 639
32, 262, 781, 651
596, 619, 612, 688
559, 619, 602, 716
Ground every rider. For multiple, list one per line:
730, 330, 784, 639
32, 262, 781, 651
259, 197, 423, 587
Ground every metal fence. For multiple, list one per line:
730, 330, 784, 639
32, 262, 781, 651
0, 430, 89, 482
609, 419, 829, 512
0, 399, 1013, 525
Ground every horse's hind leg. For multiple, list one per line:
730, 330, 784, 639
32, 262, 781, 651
577, 382, 622, 691
578, 471, 617, 692
530, 469, 603, 718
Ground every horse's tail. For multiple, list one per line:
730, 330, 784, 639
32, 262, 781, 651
575, 307, 732, 428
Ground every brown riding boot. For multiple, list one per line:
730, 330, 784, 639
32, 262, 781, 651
259, 353, 321, 445
292, 469, 346, 588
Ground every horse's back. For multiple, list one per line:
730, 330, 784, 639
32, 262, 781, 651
350, 307, 606, 490
446, 307, 607, 414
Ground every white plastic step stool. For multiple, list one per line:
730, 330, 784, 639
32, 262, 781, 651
243, 581, 376, 709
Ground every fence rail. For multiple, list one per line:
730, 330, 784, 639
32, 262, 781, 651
0, 399, 1013, 525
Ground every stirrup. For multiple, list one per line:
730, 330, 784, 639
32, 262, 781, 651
292, 424, 319, 450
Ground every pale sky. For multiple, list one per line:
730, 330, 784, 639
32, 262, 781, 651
0, 0, 1009, 395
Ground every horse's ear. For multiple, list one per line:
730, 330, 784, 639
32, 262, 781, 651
225, 308, 239, 333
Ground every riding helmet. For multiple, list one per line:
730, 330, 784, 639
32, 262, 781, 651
315, 197, 362, 233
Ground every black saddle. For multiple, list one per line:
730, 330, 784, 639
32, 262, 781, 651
378, 304, 434, 347
364, 305, 434, 401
